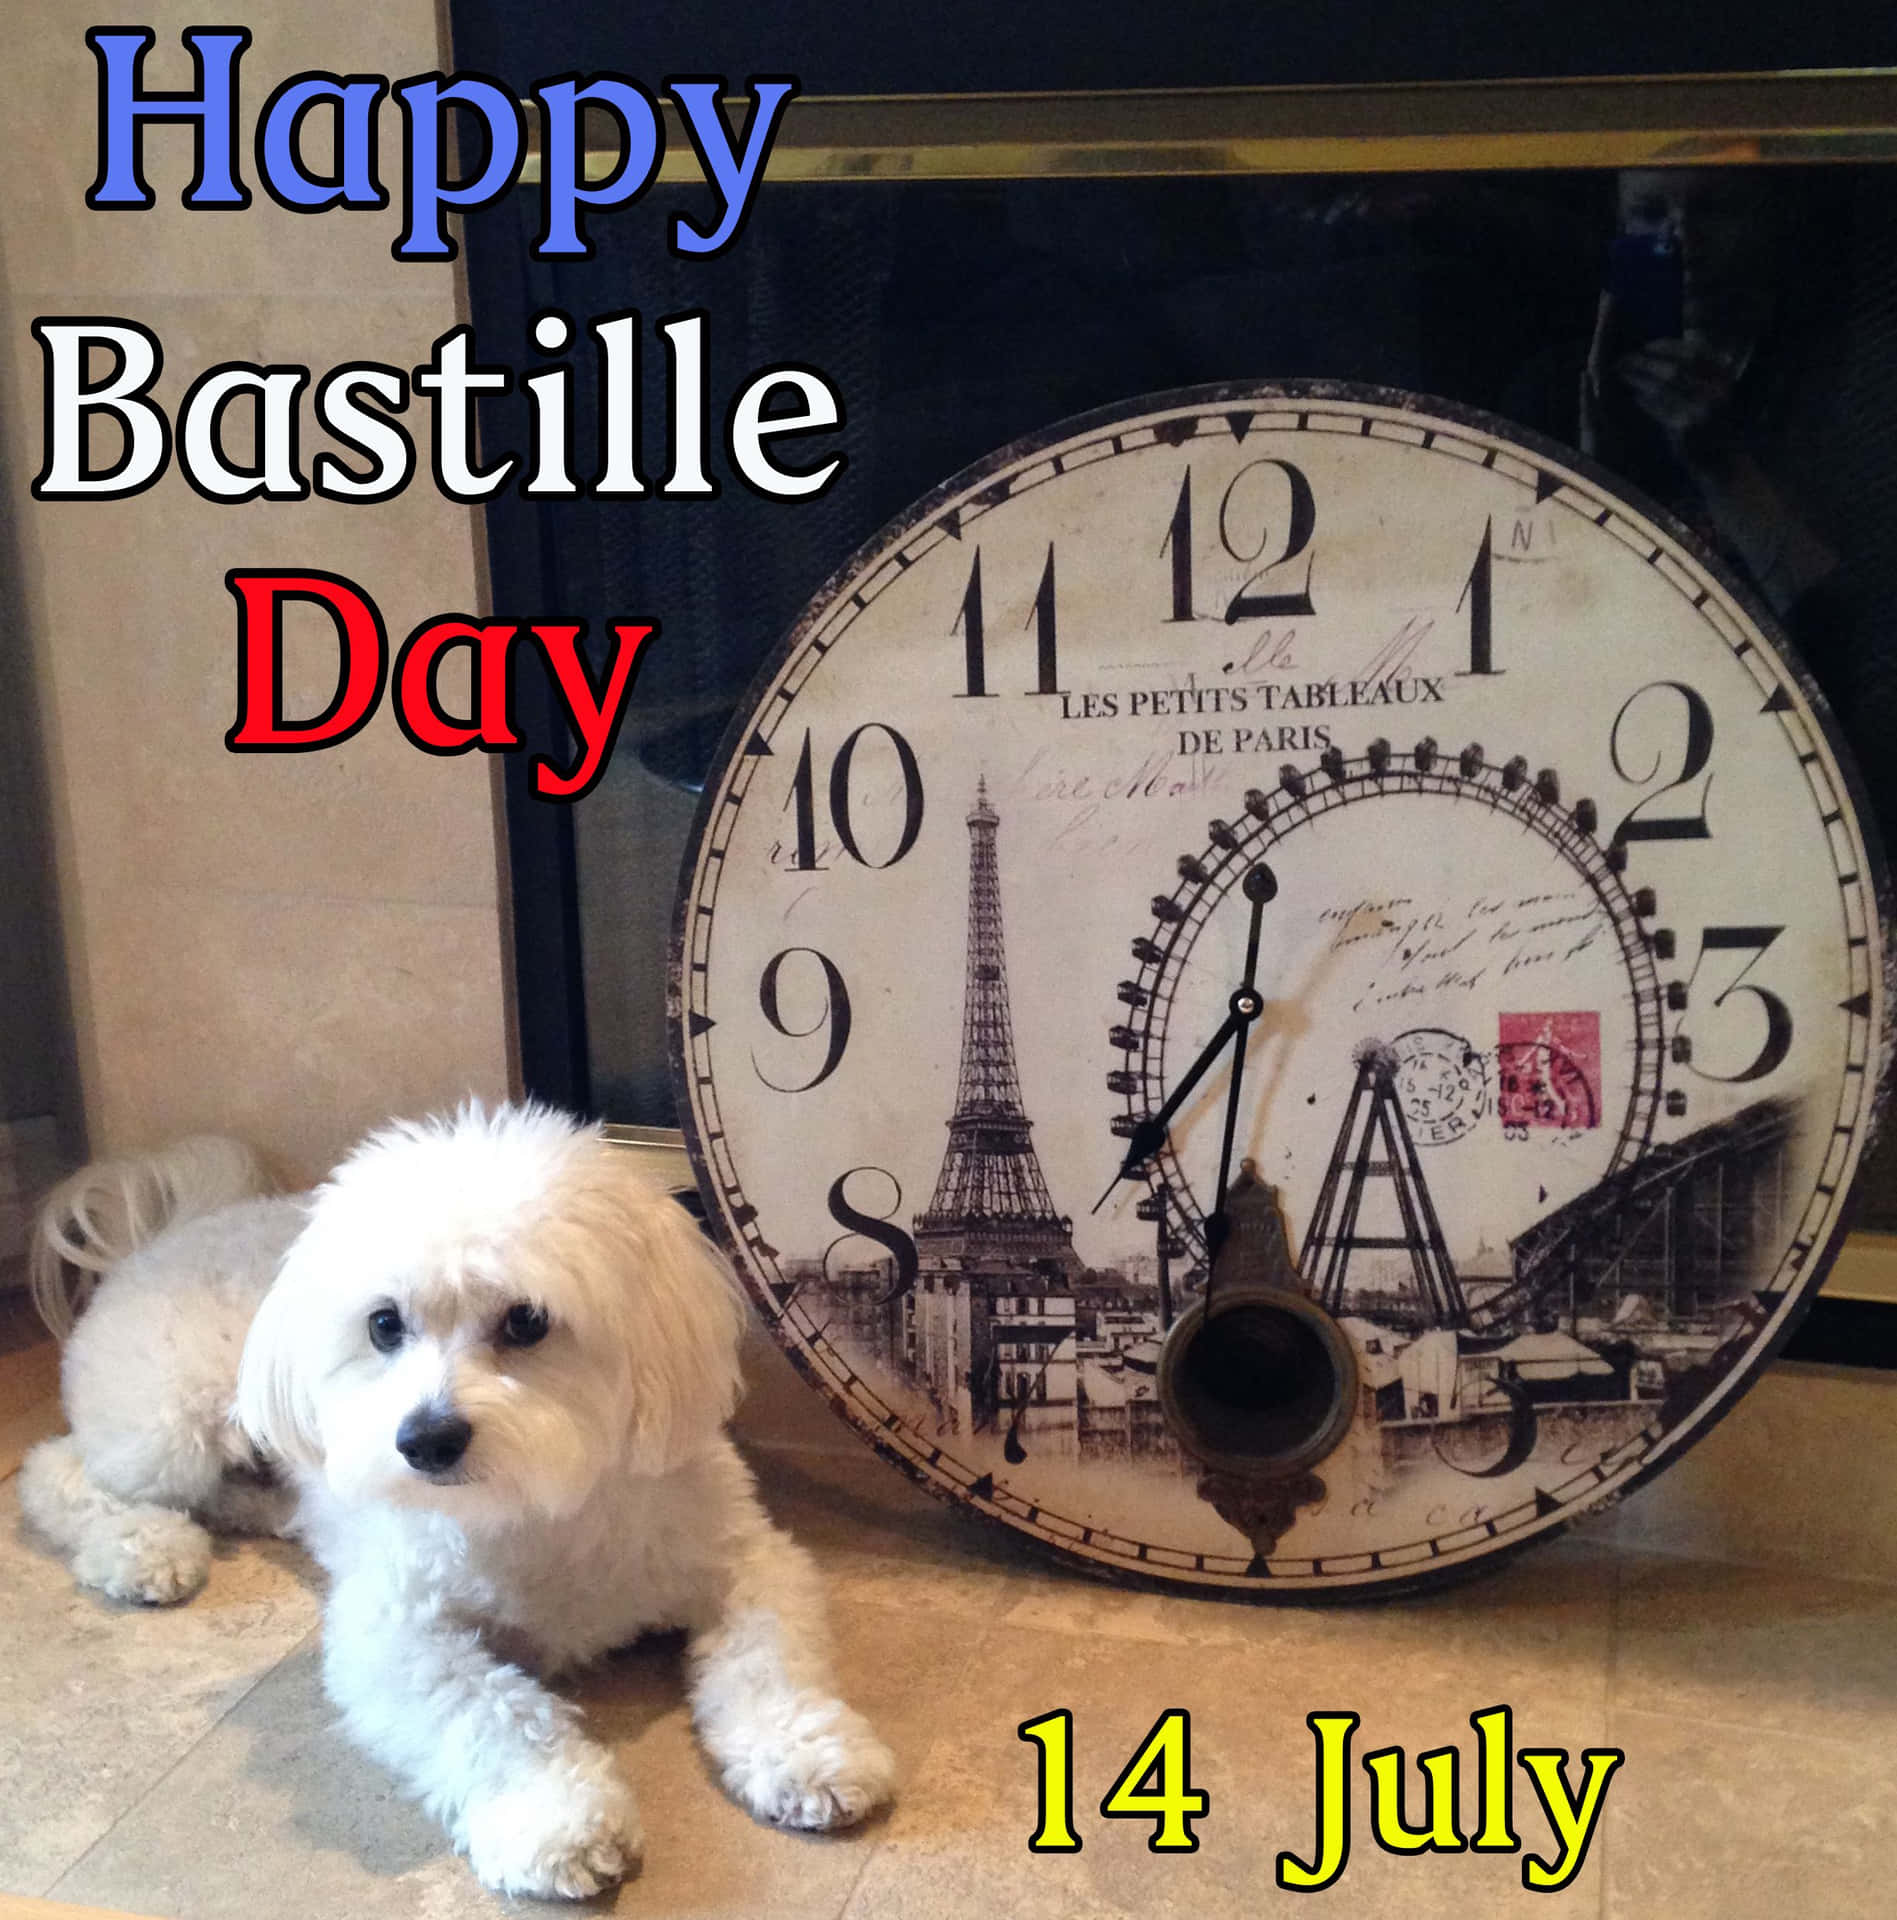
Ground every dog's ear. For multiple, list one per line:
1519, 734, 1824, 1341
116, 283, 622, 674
585, 1151, 748, 1473
234, 1253, 326, 1469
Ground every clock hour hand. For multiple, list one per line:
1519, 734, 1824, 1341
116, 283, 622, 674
1092, 1004, 1245, 1211
1093, 863, 1278, 1214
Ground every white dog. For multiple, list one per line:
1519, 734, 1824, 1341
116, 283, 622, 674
19, 1104, 896, 1898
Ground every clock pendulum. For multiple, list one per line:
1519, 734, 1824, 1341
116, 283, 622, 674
673, 381, 1891, 1596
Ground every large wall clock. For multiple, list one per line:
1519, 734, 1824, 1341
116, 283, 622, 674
671, 381, 1892, 1596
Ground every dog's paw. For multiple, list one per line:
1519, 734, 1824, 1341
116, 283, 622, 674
464, 1767, 644, 1900
72, 1514, 213, 1606
722, 1698, 898, 1832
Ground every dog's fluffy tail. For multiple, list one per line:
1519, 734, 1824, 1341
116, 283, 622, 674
28, 1135, 272, 1341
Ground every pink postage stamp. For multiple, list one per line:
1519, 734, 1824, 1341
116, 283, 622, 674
1497, 1011, 1601, 1130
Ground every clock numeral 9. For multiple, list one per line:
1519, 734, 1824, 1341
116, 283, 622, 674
753, 948, 852, 1092
1609, 681, 1715, 847
954, 547, 1062, 698
1162, 459, 1318, 625
824, 1167, 920, 1305
786, 724, 925, 870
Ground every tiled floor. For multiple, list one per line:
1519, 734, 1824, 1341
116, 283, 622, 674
5, 1331, 1897, 1919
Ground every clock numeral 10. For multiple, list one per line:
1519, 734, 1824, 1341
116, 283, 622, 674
955, 547, 1062, 698
786, 724, 925, 870
1019, 1708, 1208, 1855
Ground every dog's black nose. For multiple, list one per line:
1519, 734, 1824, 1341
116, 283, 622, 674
395, 1408, 473, 1473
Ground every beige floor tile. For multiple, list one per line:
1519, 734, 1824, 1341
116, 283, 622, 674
1612, 1551, 1897, 1746
47, 1585, 964, 1920
1610, 1364, 1897, 1586
0, 1486, 320, 1898
1599, 1707, 1897, 1920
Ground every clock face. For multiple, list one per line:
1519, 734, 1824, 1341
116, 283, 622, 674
672, 382, 1890, 1595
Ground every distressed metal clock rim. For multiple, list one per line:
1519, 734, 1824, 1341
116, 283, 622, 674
1121, 752, 1668, 1263
666, 376, 1896, 1599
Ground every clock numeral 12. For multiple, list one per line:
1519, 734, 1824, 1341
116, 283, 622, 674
955, 547, 1062, 698
1162, 460, 1317, 625
1019, 1708, 1209, 1855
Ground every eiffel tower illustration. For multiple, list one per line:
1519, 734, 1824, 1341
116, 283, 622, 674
909, 780, 1081, 1442
1298, 1041, 1469, 1329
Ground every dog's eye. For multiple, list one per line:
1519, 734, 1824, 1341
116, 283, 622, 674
367, 1307, 405, 1353
499, 1302, 550, 1348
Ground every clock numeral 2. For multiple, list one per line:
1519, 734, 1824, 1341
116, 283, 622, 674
786, 725, 925, 870
1610, 681, 1715, 847
955, 547, 1061, 698
753, 948, 852, 1092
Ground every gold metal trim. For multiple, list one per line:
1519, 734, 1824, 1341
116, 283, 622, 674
518, 71, 1897, 185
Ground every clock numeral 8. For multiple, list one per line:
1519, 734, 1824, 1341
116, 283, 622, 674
824, 1167, 920, 1305
753, 948, 852, 1092
786, 724, 925, 871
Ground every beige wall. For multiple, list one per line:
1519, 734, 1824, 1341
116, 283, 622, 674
0, 3, 514, 1184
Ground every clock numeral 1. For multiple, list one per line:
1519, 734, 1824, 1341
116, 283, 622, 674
1458, 516, 1500, 675
785, 724, 926, 870
954, 547, 1062, 698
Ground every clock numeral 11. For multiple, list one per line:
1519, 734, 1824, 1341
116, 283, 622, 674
955, 546, 1062, 698
1019, 1708, 1208, 1855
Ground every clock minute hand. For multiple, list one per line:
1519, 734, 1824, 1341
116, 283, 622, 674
1207, 862, 1280, 1269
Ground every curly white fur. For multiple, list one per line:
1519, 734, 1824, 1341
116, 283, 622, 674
19, 1103, 895, 1898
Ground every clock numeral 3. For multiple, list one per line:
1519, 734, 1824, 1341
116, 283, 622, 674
824, 1167, 920, 1305
753, 947, 852, 1092
786, 725, 925, 870
1682, 926, 1794, 1083
1609, 681, 1715, 847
